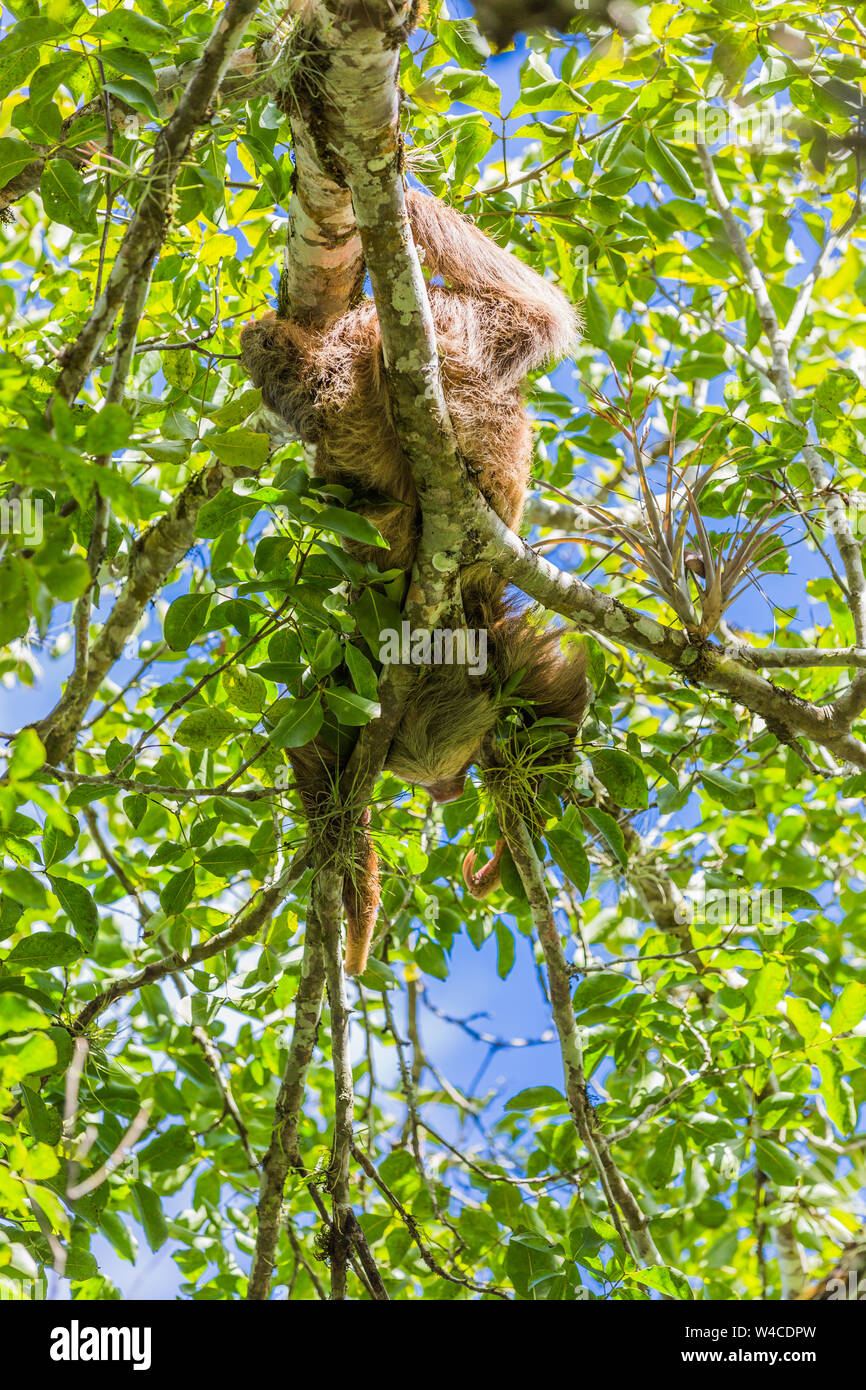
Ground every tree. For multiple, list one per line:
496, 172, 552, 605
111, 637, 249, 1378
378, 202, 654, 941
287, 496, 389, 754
0, 0, 864, 1303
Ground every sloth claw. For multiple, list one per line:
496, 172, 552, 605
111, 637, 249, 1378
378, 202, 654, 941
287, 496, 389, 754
463, 839, 505, 898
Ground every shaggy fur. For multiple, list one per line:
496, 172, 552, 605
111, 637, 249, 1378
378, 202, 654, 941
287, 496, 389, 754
241, 191, 578, 572
241, 191, 587, 974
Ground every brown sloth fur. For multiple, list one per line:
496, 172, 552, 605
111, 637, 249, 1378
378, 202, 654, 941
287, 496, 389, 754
240, 190, 587, 974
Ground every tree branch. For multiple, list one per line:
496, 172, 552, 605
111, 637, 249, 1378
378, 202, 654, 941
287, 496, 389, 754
246, 903, 326, 1299
52, 0, 262, 408
32, 459, 251, 764
482, 746, 665, 1271
73, 849, 306, 1032
475, 504, 866, 768
695, 140, 866, 654
318, 866, 354, 1300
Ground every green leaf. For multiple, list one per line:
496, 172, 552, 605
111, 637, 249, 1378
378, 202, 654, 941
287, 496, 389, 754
159, 866, 195, 916
48, 875, 99, 951
749, 961, 788, 1017
99, 1209, 136, 1263
785, 996, 823, 1044
505, 1234, 561, 1301
162, 349, 197, 391
817, 1052, 856, 1132
0, 136, 38, 184
626, 1265, 693, 1299
343, 643, 380, 701
197, 844, 256, 877
310, 630, 341, 678
207, 388, 261, 426
101, 46, 157, 91
438, 68, 501, 116
814, 368, 858, 410
7, 728, 45, 780
103, 77, 160, 119
164, 593, 212, 650
582, 285, 610, 347
138, 1124, 195, 1172
499, 845, 525, 901
6, 932, 82, 968
754, 1137, 802, 1187
0, 993, 49, 1035
778, 885, 821, 913
495, 920, 515, 978
0, 18, 67, 55
0, 982, 50, 1015
0, 1031, 56, 1085
44, 1026, 72, 1075
572, 974, 632, 1010
64, 1248, 98, 1281
452, 117, 496, 190
105, 737, 126, 771
270, 695, 324, 749
88, 9, 171, 50
40, 159, 94, 233
700, 769, 755, 811
190, 816, 221, 849
505, 1086, 565, 1111
582, 806, 627, 867
589, 750, 648, 810
546, 825, 590, 895
40, 554, 91, 601
21, 1083, 60, 1144
0, 896, 24, 943
176, 708, 239, 750
205, 428, 270, 468
221, 664, 268, 713
352, 587, 404, 655
308, 504, 388, 547
84, 403, 132, 454
323, 685, 381, 727
0, 43, 38, 102
757, 1091, 802, 1130
124, 794, 148, 829
830, 982, 866, 1036
42, 820, 77, 869
437, 19, 491, 68
414, 939, 449, 979
647, 1125, 680, 1187
133, 1182, 168, 1251
1, 866, 48, 910
645, 134, 695, 197
356, 955, 399, 993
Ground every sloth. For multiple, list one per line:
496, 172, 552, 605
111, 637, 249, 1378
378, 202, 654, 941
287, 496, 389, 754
241, 189, 587, 974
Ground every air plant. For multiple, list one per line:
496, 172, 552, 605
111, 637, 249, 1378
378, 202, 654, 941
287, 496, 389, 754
540, 390, 789, 640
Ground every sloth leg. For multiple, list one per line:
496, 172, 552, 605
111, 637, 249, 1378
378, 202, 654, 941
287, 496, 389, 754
463, 840, 505, 897
342, 808, 380, 976
239, 313, 324, 443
